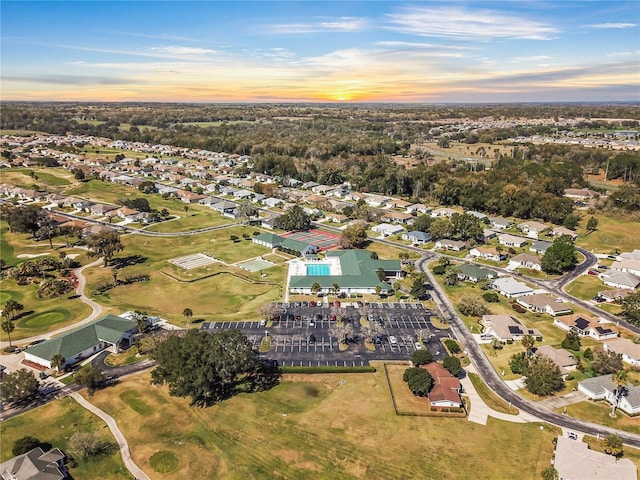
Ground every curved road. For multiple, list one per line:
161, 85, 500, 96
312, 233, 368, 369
416, 255, 640, 448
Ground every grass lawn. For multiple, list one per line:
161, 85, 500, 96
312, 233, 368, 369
83, 230, 285, 323
566, 274, 605, 301
0, 397, 132, 479
558, 400, 640, 435
142, 209, 233, 233
584, 435, 640, 469
2, 167, 72, 188
468, 373, 519, 415
86, 370, 560, 480
0, 278, 92, 342
576, 214, 640, 254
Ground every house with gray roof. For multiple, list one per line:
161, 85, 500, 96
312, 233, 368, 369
401, 231, 432, 244
601, 270, 640, 290
252, 233, 319, 256
481, 314, 541, 342
529, 240, 552, 255
492, 277, 534, 298
0, 447, 67, 480
603, 338, 640, 367
534, 345, 577, 377
578, 374, 640, 416
553, 435, 636, 480
23, 314, 137, 369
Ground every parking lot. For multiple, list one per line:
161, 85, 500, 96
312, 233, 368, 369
201, 302, 451, 366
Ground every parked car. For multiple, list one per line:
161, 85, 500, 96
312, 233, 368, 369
587, 270, 598, 275
414, 342, 423, 350
567, 432, 578, 440
373, 335, 383, 345
308, 334, 316, 343
260, 319, 266, 326
309, 301, 316, 307
389, 336, 398, 345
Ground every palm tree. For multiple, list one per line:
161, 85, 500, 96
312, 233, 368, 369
332, 283, 340, 304
1, 319, 15, 347
521, 334, 535, 356
51, 354, 66, 372
310, 282, 322, 296
183, 308, 193, 321
610, 369, 629, 417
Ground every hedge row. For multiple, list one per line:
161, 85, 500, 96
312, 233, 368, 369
278, 366, 377, 374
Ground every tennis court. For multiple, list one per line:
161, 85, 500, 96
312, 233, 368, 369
236, 257, 276, 272
169, 253, 219, 270
281, 229, 340, 250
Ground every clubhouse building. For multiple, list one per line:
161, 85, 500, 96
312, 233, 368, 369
287, 249, 403, 295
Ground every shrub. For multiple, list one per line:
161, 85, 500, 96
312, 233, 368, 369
403, 367, 432, 396
444, 339, 461, 354
441, 407, 449, 412
411, 349, 433, 366
511, 303, 526, 313
482, 292, 499, 303
583, 347, 593, 360
433, 265, 446, 275
13, 436, 50, 456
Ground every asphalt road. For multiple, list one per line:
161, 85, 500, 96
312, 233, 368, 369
416, 255, 640, 449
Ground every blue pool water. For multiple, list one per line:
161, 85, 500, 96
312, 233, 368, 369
306, 264, 330, 276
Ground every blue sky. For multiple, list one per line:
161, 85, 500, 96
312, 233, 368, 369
1, 1, 639, 102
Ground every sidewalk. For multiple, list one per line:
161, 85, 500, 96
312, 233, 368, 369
71, 392, 151, 480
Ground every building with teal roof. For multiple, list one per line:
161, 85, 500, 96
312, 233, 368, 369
288, 249, 403, 295
23, 314, 137, 369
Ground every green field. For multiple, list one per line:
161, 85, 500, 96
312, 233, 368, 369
576, 214, 640, 253
176, 120, 254, 127
2, 167, 72, 187
566, 274, 605, 300
0, 397, 132, 479
86, 371, 561, 480
142, 209, 233, 233
559, 401, 640, 435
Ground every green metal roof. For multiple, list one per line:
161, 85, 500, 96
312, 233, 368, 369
253, 232, 284, 245
457, 263, 497, 280
25, 314, 136, 362
280, 238, 315, 253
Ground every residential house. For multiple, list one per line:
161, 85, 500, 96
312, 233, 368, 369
481, 314, 541, 342
431, 207, 458, 218
465, 211, 487, 220
489, 217, 513, 230
492, 277, 534, 298
371, 223, 405, 237
435, 239, 467, 252
198, 196, 219, 207
507, 253, 542, 272
481, 229, 496, 242
113, 207, 144, 222
553, 313, 617, 340
23, 314, 137, 369
90, 203, 117, 216
518, 221, 550, 239
597, 288, 633, 303
210, 200, 238, 218
301, 181, 319, 190
577, 375, 640, 416
0, 447, 67, 480
498, 233, 527, 248
553, 226, 578, 240
529, 240, 552, 255
469, 246, 506, 262
420, 362, 463, 409
401, 231, 432, 245
406, 203, 430, 215
457, 264, 498, 283
252, 233, 319, 256
601, 270, 640, 290
364, 194, 390, 208
385, 198, 412, 210
603, 338, 640, 367
177, 190, 206, 203
620, 249, 640, 261
261, 216, 279, 230
611, 258, 640, 277
534, 345, 577, 377
325, 213, 348, 224
553, 435, 636, 480
563, 188, 600, 201
263, 197, 284, 208
381, 211, 414, 224
518, 294, 573, 317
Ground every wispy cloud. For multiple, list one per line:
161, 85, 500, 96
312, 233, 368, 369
385, 6, 558, 40
2, 74, 134, 85
587, 23, 636, 29
509, 55, 552, 64
150, 46, 218, 56
267, 17, 369, 34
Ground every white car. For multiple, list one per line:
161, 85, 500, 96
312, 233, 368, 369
389, 335, 398, 345
414, 342, 423, 350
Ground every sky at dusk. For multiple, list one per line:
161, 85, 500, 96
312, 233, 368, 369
1, 1, 639, 103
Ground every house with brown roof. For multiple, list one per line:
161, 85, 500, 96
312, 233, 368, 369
469, 246, 506, 262
552, 226, 578, 240
507, 253, 542, 272
518, 221, 550, 239
435, 239, 466, 252
534, 345, 577, 377
603, 338, 640, 367
481, 314, 541, 342
380, 211, 414, 224
420, 362, 463, 409
553, 313, 617, 340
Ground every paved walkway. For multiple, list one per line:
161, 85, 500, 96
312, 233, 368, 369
0, 258, 104, 349
460, 364, 541, 425
71, 392, 150, 480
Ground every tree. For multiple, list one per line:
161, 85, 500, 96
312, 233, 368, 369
72, 168, 86, 181
583, 347, 593, 360
183, 204, 189, 214
376, 267, 387, 282
1, 319, 16, 347
329, 322, 354, 345
521, 334, 535, 353
340, 223, 368, 249
412, 215, 433, 233
541, 466, 558, 480
561, 331, 581, 352
13, 436, 50, 456
183, 308, 193, 320
610, 369, 629, 417
586, 216, 599, 231
332, 283, 341, 298
458, 295, 489, 317
0, 369, 39, 405
428, 217, 453, 240
151, 329, 261, 406
86, 231, 124, 267
7, 205, 43, 237
620, 290, 640, 327
443, 356, 462, 376
68, 432, 116, 458
274, 205, 310, 231
562, 214, 579, 230
509, 352, 528, 374
74, 365, 105, 397
482, 292, 499, 303
237, 202, 258, 224
410, 277, 427, 299
541, 236, 577, 274
523, 355, 564, 396
51, 354, 66, 372
450, 213, 483, 241
36, 215, 57, 248
603, 434, 623, 457
593, 349, 624, 375
310, 282, 322, 296
403, 367, 432, 396
411, 349, 433, 366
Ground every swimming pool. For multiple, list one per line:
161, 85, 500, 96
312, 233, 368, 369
306, 264, 330, 276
